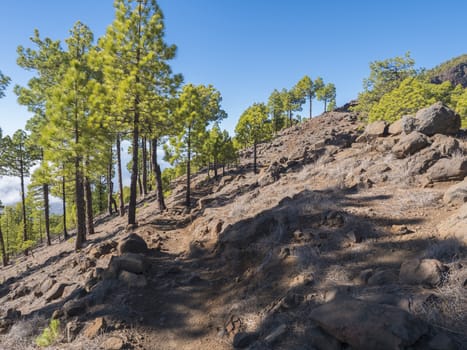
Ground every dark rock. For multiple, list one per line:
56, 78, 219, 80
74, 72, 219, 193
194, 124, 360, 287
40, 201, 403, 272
427, 157, 467, 182
233, 332, 259, 348
367, 270, 399, 286
105, 253, 148, 279
45, 283, 67, 303
392, 131, 429, 159
63, 299, 87, 318
118, 270, 147, 288
5, 308, 21, 320
117, 233, 148, 255
309, 298, 428, 350
399, 258, 448, 288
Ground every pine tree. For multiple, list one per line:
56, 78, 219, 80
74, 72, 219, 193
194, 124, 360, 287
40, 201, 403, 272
316, 83, 336, 111
235, 103, 272, 174
99, 0, 180, 224
166, 84, 226, 207
1, 130, 39, 255
0, 70, 10, 98
267, 89, 285, 132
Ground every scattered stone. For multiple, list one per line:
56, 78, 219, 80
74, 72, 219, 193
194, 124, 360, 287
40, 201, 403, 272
66, 320, 82, 343
45, 283, 67, 303
392, 131, 429, 159
367, 270, 399, 286
11, 283, 31, 299
427, 157, 467, 182
443, 177, 467, 205
118, 233, 148, 255
51, 309, 63, 320
264, 324, 287, 345
83, 317, 106, 339
399, 258, 448, 288
118, 270, 148, 288
355, 269, 374, 285
101, 336, 125, 350
89, 241, 116, 258
430, 134, 460, 156
390, 225, 413, 235
5, 308, 21, 320
36, 278, 56, 297
309, 298, 428, 349
233, 332, 259, 348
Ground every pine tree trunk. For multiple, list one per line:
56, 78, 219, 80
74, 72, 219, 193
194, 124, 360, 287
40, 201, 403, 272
107, 148, 114, 216
19, 150, 28, 256
151, 138, 166, 211
75, 158, 87, 250
309, 94, 312, 118
98, 177, 104, 213
116, 134, 125, 217
186, 126, 191, 208
62, 174, 68, 240
253, 141, 257, 174
142, 137, 148, 196
84, 174, 94, 235
43, 183, 51, 246
128, 104, 140, 225
128, 5, 141, 226
0, 221, 8, 266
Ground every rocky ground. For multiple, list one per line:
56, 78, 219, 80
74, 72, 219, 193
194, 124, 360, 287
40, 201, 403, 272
0, 103, 467, 349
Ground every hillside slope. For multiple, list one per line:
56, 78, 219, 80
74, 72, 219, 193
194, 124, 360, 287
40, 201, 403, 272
1, 107, 466, 350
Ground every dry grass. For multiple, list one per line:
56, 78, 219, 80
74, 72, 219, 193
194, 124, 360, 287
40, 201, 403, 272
0, 315, 47, 350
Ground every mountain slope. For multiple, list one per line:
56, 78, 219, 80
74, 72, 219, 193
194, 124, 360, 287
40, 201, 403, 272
0, 108, 466, 349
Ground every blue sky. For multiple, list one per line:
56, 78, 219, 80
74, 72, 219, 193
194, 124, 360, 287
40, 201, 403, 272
0, 0, 466, 203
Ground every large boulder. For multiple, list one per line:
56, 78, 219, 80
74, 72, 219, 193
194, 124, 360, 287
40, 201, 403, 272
392, 131, 429, 159
399, 258, 448, 288
309, 298, 428, 350
427, 157, 467, 182
356, 121, 388, 142
117, 233, 148, 255
388, 118, 404, 135
438, 203, 467, 244
105, 253, 148, 279
443, 177, 467, 205
404, 102, 460, 136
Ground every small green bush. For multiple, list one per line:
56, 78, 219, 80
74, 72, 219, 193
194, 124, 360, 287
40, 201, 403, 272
35, 319, 60, 347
